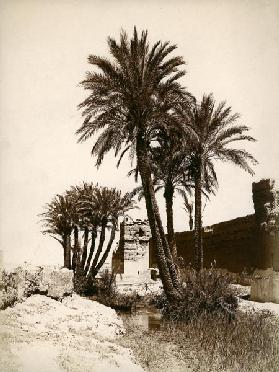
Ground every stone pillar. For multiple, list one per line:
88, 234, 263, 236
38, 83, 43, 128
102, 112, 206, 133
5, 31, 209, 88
252, 179, 278, 227
113, 216, 152, 284
252, 179, 279, 270
123, 218, 151, 279
251, 179, 279, 303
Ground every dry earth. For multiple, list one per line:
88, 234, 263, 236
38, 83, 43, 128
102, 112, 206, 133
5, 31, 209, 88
0, 294, 144, 372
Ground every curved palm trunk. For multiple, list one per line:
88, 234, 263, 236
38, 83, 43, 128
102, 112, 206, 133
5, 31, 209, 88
92, 221, 117, 277
164, 181, 177, 259
81, 227, 89, 271
154, 208, 181, 288
84, 228, 97, 275
136, 132, 180, 299
194, 164, 203, 271
89, 218, 107, 277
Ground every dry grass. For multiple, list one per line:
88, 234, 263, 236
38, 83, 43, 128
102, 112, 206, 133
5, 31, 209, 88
119, 310, 279, 372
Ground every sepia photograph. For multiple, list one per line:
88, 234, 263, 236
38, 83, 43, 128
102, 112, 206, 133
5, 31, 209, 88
0, 0, 279, 371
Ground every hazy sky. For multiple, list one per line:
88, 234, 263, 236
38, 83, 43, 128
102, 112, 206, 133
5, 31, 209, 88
0, 0, 278, 266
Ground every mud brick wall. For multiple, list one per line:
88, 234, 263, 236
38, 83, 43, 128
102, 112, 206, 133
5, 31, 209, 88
150, 179, 279, 274
150, 214, 261, 274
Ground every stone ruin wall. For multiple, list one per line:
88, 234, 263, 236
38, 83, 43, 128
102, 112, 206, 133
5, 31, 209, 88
150, 179, 279, 275
112, 216, 151, 276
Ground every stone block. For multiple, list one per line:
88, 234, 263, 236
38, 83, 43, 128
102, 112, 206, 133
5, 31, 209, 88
251, 268, 279, 303
0, 266, 74, 308
40, 267, 73, 299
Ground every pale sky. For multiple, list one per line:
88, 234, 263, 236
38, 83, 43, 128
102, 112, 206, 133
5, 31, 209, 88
0, 0, 278, 266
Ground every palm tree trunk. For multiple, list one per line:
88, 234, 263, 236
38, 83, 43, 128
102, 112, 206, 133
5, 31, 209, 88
63, 233, 72, 269
194, 164, 203, 271
73, 226, 81, 274
92, 221, 117, 277
164, 181, 177, 259
154, 208, 181, 289
89, 218, 107, 277
84, 228, 97, 275
136, 132, 180, 299
81, 227, 89, 270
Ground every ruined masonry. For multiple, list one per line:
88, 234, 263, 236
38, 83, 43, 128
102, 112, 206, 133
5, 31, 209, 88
251, 179, 279, 303
112, 216, 160, 293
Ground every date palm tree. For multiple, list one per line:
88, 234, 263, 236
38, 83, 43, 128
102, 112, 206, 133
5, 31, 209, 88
79, 186, 136, 278
144, 130, 192, 259
76, 28, 188, 299
40, 194, 74, 269
40, 184, 136, 281
177, 93, 258, 271
89, 187, 136, 278
75, 183, 100, 274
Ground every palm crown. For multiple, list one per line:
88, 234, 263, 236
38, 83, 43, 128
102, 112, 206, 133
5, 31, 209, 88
76, 27, 187, 167
178, 93, 258, 180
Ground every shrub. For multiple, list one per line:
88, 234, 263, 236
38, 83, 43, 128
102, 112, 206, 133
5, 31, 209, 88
152, 268, 237, 321
0, 270, 19, 309
97, 269, 117, 299
95, 269, 140, 311
73, 273, 96, 296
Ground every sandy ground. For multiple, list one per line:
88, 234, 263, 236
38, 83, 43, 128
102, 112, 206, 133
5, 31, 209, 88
0, 294, 143, 372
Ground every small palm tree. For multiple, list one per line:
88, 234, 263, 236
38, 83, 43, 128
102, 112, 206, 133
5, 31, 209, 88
40, 184, 136, 282
76, 183, 100, 273
89, 188, 136, 278
40, 194, 74, 269
76, 28, 188, 299
81, 186, 135, 278
178, 93, 258, 271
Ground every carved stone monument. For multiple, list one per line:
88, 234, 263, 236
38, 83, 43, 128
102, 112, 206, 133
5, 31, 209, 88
112, 216, 160, 293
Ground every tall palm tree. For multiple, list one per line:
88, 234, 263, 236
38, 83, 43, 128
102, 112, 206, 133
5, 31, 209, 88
177, 93, 258, 271
76, 28, 188, 299
150, 128, 194, 259
130, 131, 193, 259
